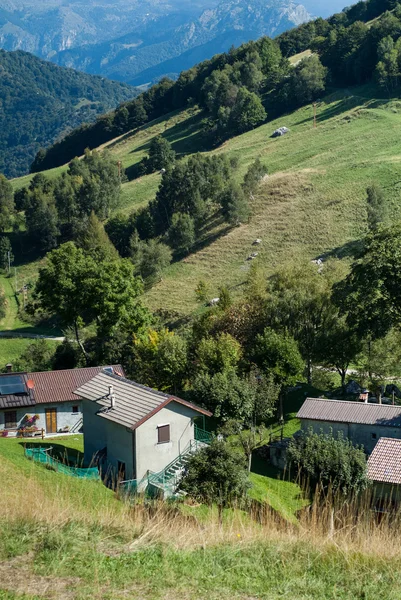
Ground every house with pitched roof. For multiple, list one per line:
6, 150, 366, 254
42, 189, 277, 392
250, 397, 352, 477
297, 398, 401, 454
367, 438, 401, 505
75, 371, 212, 490
0, 365, 124, 436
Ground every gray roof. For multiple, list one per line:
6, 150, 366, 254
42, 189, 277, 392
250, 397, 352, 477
367, 438, 401, 485
75, 371, 211, 429
297, 398, 401, 428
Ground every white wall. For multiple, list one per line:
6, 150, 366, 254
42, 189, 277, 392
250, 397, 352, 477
82, 398, 107, 465
135, 402, 197, 481
0, 402, 82, 433
82, 398, 134, 479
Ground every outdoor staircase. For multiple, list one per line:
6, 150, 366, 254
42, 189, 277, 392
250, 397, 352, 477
120, 426, 211, 499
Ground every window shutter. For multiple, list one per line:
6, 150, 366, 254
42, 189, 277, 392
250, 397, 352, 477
157, 424, 170, 443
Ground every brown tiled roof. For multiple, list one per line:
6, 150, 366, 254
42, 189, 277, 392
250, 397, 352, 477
297, 398, 401, 428
27, 365, 125, 405
367, 438, 401, 485
75, 371, 212, 429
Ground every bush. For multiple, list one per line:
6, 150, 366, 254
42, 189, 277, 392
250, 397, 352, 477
287, 429, 368, 495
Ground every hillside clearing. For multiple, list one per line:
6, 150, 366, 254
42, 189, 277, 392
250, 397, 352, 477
9, 86, 401, 320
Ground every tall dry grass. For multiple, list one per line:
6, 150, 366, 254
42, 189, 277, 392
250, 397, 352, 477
4, 450, 401, 561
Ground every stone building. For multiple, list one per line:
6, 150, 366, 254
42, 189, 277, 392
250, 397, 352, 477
297, 397, 401, 454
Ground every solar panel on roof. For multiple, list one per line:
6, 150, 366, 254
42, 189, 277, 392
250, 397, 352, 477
0, 375, 26, 395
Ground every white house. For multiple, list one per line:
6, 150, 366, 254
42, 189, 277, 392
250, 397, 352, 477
75, 371, 212, 490
0, 366, 124, 436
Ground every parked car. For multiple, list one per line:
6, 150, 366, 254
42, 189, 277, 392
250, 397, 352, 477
271, 127, 289, 138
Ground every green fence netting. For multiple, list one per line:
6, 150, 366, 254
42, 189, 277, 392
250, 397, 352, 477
25, 447, 100, 480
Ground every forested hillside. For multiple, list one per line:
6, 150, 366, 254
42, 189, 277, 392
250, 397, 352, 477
0, 50, 135, 178
33, 0, 401, 174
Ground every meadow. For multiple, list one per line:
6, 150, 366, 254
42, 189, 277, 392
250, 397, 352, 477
2, 433, 401, 599
13, 84, 401, 318
4, 82, 401, 352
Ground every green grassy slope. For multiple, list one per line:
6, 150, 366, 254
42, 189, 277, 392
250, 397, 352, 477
1, 436, 401, 599
11, 85, 401, 319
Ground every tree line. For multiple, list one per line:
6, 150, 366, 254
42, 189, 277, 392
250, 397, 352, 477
31, 35, 327, 172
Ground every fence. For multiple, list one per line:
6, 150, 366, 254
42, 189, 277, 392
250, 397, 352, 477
25, 447, 100, 480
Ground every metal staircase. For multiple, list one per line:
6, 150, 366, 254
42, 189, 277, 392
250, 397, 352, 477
147, 439, 206, 498
120, 426, 212, 499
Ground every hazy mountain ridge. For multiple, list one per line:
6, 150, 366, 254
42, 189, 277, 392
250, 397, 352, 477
0, 0, 312, 85
53, 0, 313, 85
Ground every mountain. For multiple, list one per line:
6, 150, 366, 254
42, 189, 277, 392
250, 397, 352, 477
0, 0, 312, 86
0, 1, 219, 58
54, 0, 312, 85
58, 0, 312, 86
0, 49, 135, 178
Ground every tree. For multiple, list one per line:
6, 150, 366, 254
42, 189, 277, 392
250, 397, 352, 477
333, 223, 401, 344
318, 316, 361, 391
131, 328, 188, 393
0, 175, 14, 232
34, 243, 97, 359
242, 159, 267, 197
25, 191, 59, 252
190, 370, 252, 422
218, 286, 232, 311
253, 328, 304, 422
34, 242, 148, 360
254, 328, 304, 387
287, 429, 368, 495
281, 55, 327, 107
168, 212, 195, 255
0, 237, 13, 272
196, 333, 242, 377
366, 184, 387, 231
137, 239, 172, 286
77, 211, 119, 261
179, 439, 250, 517
220, 183, 250, 225
266, 262, 335, 384
15, 339, 55, 372
222, 420, 271, 471
195, 280, 210, 304
146, 136, 176, 173
230, 88, 267, 133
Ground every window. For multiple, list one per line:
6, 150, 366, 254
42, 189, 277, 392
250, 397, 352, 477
371, 433, 377, 440
157, 424, 170, 444
72, 405, 79, 414
4, 410, 17, 429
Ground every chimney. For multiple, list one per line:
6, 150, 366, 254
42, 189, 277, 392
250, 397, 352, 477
6, 363, 12, 373
108, 385, 116, 409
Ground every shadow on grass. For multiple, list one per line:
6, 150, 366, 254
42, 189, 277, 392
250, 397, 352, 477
318, 238, 364, 262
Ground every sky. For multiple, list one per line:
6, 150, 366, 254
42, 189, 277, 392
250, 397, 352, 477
302, 0, 358, 17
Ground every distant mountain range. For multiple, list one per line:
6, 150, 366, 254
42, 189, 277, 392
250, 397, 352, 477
0, 0, 314, 85
0, 49, 135, 178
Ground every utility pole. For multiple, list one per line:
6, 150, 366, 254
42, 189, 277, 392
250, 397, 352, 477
7, 251, 10, 274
